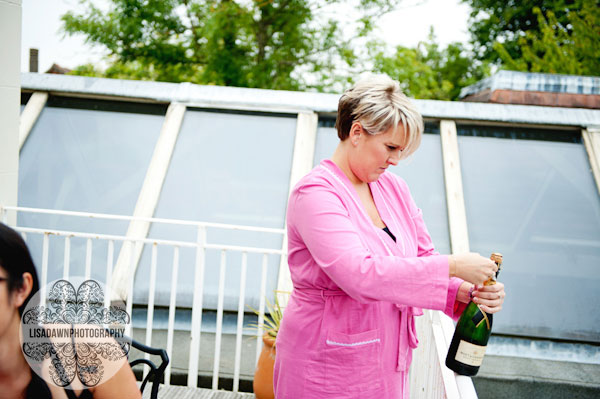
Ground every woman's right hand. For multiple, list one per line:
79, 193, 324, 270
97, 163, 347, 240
449, 253, 497, 285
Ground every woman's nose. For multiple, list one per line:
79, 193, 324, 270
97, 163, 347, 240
388, 153, 400, 166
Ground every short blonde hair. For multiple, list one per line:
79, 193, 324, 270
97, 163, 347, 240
335, 75, 423, 159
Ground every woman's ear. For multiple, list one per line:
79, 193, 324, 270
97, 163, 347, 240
13, 272, 33, 308
349, 122, 363, 146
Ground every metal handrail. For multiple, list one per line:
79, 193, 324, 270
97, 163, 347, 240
1, 205, 286, 234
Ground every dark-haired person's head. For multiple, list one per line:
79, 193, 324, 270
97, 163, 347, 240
0, 223, 39, 315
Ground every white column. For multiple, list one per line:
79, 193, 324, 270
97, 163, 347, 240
582, 127, 600, 196
440, 120, 470, 254
0, 0, 22, 225
19, 91, 48, 150
276, 112, 318, 302
111, 103, 186, 300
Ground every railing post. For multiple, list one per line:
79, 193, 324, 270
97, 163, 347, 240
104, 240, 114, 310
125, 241, 136, 337
187, 225, 206, 387
212, 250, 227, 390
40, 232, 49, 308
63, 236, 71, 280
85, 238, 93, 280
143, 243, 159, 381
233, 252, 248, 392
165, 246, 180, 385
256, 254, 268, 365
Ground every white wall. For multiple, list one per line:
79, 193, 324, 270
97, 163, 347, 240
0, 0, 21, 224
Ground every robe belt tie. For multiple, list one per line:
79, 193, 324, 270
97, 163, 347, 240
395, 305, 423, 372
293, 287, 347, 301
293, 288, 423, 372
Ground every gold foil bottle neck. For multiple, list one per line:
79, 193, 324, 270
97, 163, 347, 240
484, 252, 503, 286
490, 253, 503, 265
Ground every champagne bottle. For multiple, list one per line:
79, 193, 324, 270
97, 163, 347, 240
445, 253, 503, 376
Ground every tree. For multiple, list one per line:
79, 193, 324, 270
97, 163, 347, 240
462, 0, 584, 64
494, 1, 600, 75
62, 0, 403, 91
370, 29, 489, 100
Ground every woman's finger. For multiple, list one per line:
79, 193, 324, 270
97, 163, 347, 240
473, 291, 504, 307
474, 291, 502, 300
476, 282, 504, 293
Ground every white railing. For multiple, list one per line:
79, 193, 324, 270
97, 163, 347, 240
410, 310, 478, 399
2, 205, 476, 397
1, 205, 285, 393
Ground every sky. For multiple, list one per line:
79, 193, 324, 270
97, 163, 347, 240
21, 0, 471, 73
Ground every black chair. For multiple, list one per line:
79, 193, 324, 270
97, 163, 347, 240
129, 338, 169, 399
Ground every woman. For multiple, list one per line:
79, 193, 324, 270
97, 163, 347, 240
274, 76, 505, 398
0, 222, 141, 399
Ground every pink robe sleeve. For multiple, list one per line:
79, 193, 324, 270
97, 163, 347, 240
290, 182, 451, 311
397, 174, 467, 320
410, 207, 467, 320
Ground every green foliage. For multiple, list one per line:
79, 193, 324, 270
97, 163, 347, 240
247, 291, 288, 339
62, 0, 404, 91
63, 0, 192, 82
493, 1, 600, 75
462, 0, 584, 64
371, 29, 489, 100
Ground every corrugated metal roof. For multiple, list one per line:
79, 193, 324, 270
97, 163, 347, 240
21, 72, 600, 128
460, 70, 600, 98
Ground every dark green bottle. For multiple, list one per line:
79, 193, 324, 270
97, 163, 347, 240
445, 253, 503, 376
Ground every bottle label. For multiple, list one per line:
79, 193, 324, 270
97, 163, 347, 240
455, 340, 487, 366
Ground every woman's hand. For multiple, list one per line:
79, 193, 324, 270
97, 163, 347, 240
450, 253, 498, 285
472, 282, 505, 314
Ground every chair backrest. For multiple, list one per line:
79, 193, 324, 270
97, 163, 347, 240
128, 338, 169, 399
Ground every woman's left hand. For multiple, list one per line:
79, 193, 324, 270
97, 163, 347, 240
472, 282, 505, 314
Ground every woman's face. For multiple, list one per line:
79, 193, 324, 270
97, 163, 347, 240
0, 268, 18, 339
348, 122, 406, 183
0, 268, 31, 341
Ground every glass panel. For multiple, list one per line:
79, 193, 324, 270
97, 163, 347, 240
18, 101, 165, 284
313, 123, 450, 254
136, 110, 297, 310
458, 128, 600, 342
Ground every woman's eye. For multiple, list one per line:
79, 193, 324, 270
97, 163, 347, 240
387, 146, 397, 151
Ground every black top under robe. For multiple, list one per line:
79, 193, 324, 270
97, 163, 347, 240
382, 226, 396, 242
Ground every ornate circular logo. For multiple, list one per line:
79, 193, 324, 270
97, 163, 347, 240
21, 277, 132, 390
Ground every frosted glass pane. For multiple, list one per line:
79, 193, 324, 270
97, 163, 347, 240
136, 110, 297, 310
313, 124, 450, 254
18, 103, 164, 283
458, 133, 600, 342
313, 124, 339, 167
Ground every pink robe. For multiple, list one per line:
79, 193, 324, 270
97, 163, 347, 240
274, 160, 466, 398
